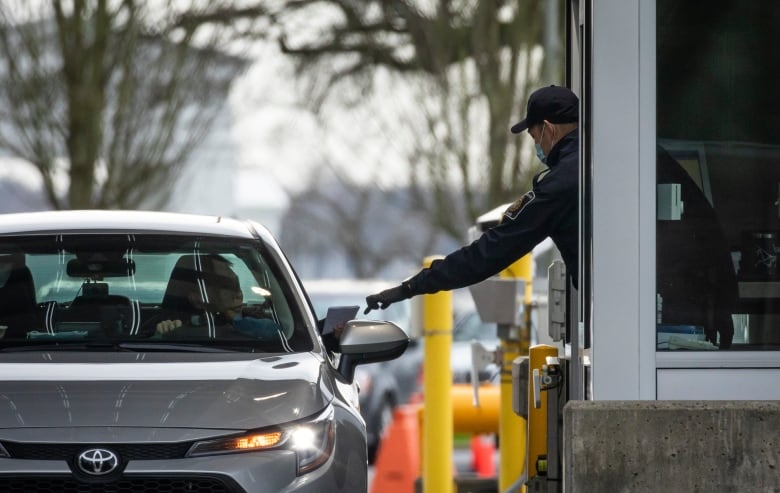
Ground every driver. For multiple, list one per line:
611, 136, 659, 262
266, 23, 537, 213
155, 254, 282, 340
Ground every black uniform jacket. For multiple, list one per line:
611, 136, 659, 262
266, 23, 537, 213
406, 129, 579, 295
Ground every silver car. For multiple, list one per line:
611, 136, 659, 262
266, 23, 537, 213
303, 279, 414, 464
0, 210, 408, 492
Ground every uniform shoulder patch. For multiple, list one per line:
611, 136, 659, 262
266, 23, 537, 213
503, 191, 536, 221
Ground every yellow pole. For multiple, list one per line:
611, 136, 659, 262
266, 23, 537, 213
421, 256, 453, 493
527, 344, 559, 479
499, 339, 526, 491
498, 255, 532, 492
501, 255, 534, 303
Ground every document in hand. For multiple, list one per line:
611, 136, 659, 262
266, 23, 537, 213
322, 305, 359, 335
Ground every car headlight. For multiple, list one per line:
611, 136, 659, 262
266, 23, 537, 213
186, 406, 335, 475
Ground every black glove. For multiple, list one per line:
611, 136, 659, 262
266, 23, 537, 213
364, 284, 411, 314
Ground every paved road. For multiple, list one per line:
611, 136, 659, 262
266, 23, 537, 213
368, 447, 493, 491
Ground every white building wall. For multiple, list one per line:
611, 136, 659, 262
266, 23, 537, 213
589, 0, 656, 400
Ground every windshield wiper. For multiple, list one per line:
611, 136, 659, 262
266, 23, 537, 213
0, 342, 137, 352
0, 341, 236, 353
117, 342, 236, 353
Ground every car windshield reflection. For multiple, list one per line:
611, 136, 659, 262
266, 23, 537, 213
0, 234, 312, 353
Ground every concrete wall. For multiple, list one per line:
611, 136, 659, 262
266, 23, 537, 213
564, 401, 780, 492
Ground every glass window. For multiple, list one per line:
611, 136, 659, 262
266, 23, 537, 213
657, 2, 780, 350
0, 235, 312, 353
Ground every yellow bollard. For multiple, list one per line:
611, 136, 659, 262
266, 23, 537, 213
421, 256, 453, 493
527, 344, 558, 479
500, 255, 534, 303
499, 338, 527, 491
498, 255, 532, 492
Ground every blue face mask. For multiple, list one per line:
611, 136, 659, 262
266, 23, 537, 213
535, 125, 547, 164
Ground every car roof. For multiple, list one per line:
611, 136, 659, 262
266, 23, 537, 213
0, 210, 274, 241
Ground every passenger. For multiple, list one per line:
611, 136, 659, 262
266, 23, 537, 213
156, 254, 282, 339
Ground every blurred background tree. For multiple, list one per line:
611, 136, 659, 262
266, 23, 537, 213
0, 0, 565, 279
279, 162, 468, 278
269, 0, 564, 242
0, 0, 265, 209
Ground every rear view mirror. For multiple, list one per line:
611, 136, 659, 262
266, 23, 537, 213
337, 320, 409, 381
67, 258, 135, 278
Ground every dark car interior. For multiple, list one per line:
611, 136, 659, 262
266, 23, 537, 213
0, 235, 311, 352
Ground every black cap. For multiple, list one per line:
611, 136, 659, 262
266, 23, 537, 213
510, 85, 579, 134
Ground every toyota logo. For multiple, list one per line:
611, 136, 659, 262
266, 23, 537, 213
77, 448, 119, 475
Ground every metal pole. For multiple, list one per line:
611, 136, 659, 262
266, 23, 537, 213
421, 256, 453, 493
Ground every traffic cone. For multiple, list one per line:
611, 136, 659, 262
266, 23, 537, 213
370, 403, 422, 493
470, 434, 497, 477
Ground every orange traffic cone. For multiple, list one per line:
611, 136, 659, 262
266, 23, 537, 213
470, 434, 497, 477
370, 404, 422, 493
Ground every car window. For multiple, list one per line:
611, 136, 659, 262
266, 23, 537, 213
0, 234, 312, 352
34, 253, 172, 304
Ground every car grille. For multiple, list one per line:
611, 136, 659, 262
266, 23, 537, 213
1, 441, 192, 461
0, 476, 237, 493
0, 442, 244, 492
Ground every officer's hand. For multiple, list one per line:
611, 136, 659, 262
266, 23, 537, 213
364, 285, 410, 314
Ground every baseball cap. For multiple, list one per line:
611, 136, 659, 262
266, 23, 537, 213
511, 85, 579, 134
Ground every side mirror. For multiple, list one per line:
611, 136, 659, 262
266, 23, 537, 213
337, 319, 409, 382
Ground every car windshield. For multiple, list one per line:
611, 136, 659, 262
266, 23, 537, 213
0, 234, 312, 353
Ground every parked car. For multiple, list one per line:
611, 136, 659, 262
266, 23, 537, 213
0, 210, 408, 492
303, 279, 415, 464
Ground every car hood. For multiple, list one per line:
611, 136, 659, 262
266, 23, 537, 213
0, 352, 334, 431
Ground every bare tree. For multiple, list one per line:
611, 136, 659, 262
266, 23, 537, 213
0, 1, 268, 209
280, 162, 468, 279
270, 0, 561, 241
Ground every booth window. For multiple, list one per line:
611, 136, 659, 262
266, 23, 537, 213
656, 2, 780, 350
